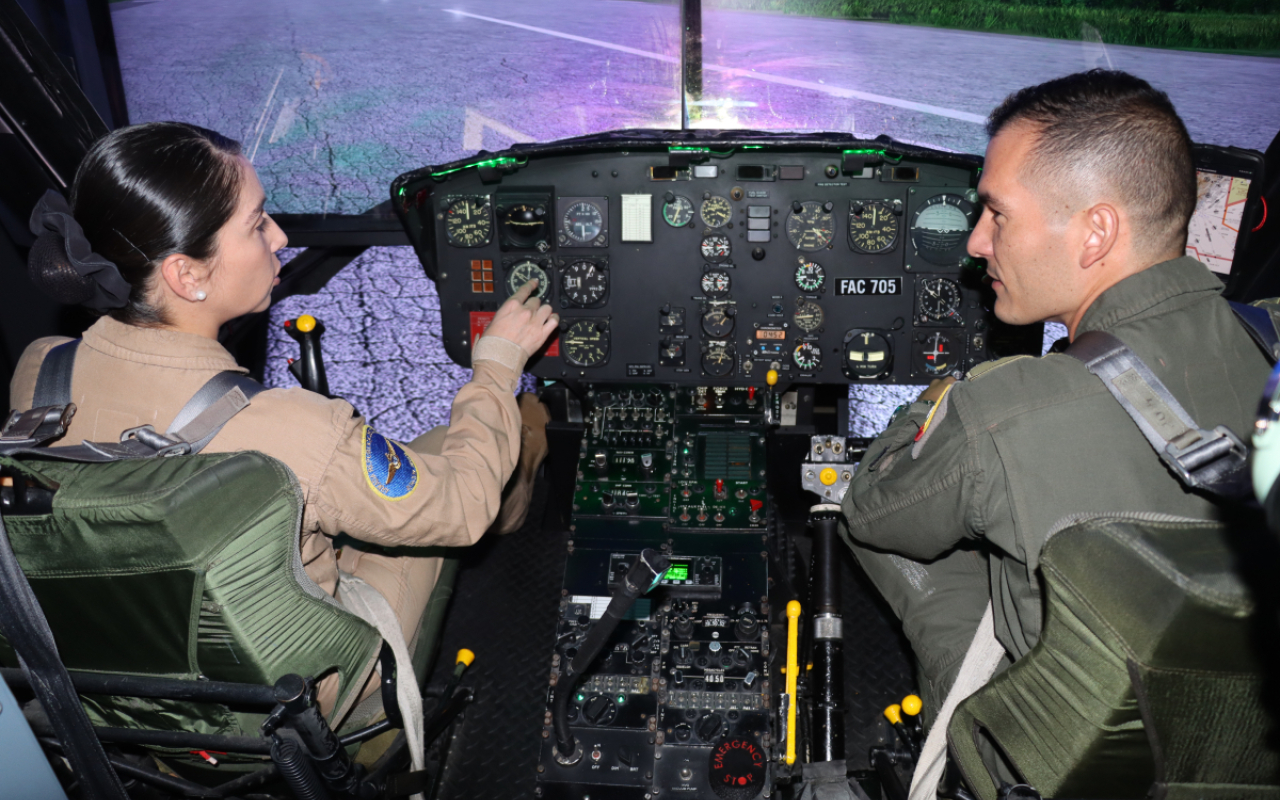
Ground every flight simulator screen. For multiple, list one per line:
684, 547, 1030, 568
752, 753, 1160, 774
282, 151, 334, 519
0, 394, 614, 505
106, 0, 1280, 438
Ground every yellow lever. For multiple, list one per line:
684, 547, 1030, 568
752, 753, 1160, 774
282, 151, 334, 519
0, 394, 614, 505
766, 369, 779, 387
884, 703, 903, 725
901, 694, 922, 717
785, 600, 801, 765
295, 314, 317, 333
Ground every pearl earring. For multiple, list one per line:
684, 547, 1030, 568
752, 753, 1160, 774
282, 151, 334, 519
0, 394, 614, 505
195, 290, 207, 301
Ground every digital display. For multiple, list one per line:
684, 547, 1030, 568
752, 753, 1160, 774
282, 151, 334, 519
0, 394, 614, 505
664, 563, 690, 582
757, 329, 786, 340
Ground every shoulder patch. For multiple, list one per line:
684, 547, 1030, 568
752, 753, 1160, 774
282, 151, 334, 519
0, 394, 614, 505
967, 354, 1034, 381
362, 426, 418, 500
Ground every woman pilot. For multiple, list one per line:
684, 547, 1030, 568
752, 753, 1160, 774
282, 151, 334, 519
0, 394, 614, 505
9, 121, 558, 720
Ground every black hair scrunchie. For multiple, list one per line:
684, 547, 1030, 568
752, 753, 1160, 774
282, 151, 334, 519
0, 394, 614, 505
27, 189, 132, 312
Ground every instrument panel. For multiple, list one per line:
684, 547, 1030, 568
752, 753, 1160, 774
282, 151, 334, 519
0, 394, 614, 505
395, 132, 1021, 388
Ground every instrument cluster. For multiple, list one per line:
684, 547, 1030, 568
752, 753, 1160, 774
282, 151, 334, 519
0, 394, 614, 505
396, 133, 1021, 388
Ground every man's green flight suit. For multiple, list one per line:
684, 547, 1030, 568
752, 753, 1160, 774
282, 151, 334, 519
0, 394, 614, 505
839, 256, 1271, 713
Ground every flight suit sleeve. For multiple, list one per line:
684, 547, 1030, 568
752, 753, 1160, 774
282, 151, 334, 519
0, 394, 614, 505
305, 351, 525, 549
839, 388, 984, 560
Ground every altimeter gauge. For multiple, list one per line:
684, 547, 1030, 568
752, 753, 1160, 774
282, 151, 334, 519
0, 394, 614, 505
507, 259, 550, 300
561, 260, 607, 307
444, 196, 492, 248
786, 201, 835, 252
701, 196, 732, 228
794, 261, 825, 293
563, 319, 610, 367
848, 199, 900, 254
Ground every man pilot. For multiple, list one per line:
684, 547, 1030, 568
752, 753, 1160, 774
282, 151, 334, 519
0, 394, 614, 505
839, 70, 1272, 718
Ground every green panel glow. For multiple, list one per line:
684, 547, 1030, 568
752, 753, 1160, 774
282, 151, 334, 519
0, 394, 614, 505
666, 564, 689, 581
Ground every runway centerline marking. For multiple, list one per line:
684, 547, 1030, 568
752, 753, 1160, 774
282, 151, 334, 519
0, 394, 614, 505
446, 9, 985, 125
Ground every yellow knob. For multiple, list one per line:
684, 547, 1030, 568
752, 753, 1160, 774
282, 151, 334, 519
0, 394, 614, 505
902, 694, 923, 716
456, 648, 475, 667
884, 704, 903, 725
296, 314, 317, 333
786, 600, 801, 619
819, 467, 838, 486
766, 369, 778, 387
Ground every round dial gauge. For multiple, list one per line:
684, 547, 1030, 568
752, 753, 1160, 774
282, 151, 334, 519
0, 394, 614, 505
794, 261, 825, 293
786, 201, 835, 252
563, 320, 609, 367
844, 330, 892, 380
917, 332, 958, 377
793, 341, 822, 372
793, 298, 824, 334
663, 195, 695, 227
702, 343, 736, 377
910, 194, 978, 265
562, 201, 604, 244
918, 277, 962, 323
701, 234, 732, 263
701, 196, 732, 228
507, 260, 549, 300
701, 270, 731, 298
701, 306, 735, 338
561, 260, 607, 306
501, 203, 547, 248
444, 197, 492, 248
848, 199, 900, 254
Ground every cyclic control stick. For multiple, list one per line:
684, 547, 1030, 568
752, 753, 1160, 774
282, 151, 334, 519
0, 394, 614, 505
553, 548, 670, 763
284, 314, 331, 397
809, 504, 847, 763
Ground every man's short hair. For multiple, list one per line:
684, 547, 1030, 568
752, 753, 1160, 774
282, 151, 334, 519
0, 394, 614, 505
987, 70, 1196, 257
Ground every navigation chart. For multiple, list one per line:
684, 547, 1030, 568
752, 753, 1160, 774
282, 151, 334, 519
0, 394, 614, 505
1186, 171, 1251, 275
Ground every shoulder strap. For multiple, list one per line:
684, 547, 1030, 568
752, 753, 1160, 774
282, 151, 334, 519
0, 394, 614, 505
31, 340, 79, 408
1065, 330, 1250, 498
1, 371, 265, 462
1229, 301, 1280, 363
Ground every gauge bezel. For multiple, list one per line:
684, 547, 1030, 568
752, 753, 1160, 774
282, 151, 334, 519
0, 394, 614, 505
793, 340, 823, 373
503, 257, 552, 301
662, 195, 695, 228
442, 195, 493, 248
700, 234, 733, 264
494, 189, 553, 252
701, 342, 737, 377
700, 269, 732, 298
842, 329, 894, 380
557, 196, 610, 248
785, 201, 836, 252
562, 318, 611, 368
559, 257, 609, 308
792, 297, 825, 334
700, 195, 732, 229
912, 330, 964, 378
915, 276, 964, 326
701, 304, 736, 338
794, 260, 825, 293
909, 193, 979, 267
847, 199, 900, 255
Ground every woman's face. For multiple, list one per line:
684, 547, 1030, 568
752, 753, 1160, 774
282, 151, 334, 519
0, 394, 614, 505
204, 157, 288, 319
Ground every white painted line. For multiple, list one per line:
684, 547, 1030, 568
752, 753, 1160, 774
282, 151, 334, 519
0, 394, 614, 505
463, 107, 536, 150
446, 9, 985, 125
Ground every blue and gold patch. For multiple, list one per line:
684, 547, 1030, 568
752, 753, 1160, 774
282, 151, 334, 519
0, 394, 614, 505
362, 426, 418, 501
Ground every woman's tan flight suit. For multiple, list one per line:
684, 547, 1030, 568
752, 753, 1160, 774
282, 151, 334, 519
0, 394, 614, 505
10, 315, 533, 719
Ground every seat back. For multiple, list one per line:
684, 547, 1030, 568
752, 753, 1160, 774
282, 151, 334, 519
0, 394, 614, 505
0, 451, 381, 739
948, 514, 1280, 799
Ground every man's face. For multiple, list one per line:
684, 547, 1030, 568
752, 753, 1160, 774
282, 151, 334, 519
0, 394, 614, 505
968, 123, 1080, 326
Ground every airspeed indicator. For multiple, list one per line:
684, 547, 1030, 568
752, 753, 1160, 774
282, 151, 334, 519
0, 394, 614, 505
848, 199, 899, 254
444, 196, 492, 248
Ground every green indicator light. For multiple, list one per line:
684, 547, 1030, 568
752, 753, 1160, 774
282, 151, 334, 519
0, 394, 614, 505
741, 145, 763, 150
617, 695, 626, 704
841, 148, 883, 155
666, 564, 690, 582
669, 146, 711, 153
398, 187, 405, 196
576, 693, 585, 703
430, 155, 525, 180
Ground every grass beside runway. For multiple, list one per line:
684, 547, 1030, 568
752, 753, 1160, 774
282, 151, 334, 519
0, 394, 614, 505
705, 0, 1280, 55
